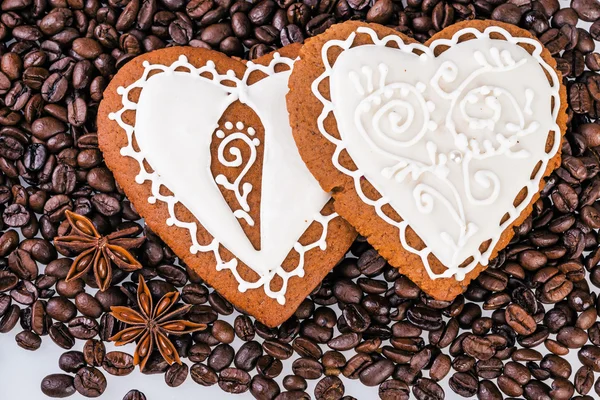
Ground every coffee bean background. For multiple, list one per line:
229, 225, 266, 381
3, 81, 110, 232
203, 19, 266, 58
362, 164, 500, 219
1, 0, 600, 398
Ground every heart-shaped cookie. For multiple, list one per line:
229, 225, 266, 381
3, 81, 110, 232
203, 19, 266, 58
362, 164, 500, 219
98, 45, 355, 327
288, 21, 567, 300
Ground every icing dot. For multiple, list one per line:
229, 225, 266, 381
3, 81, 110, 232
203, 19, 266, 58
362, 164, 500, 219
449, 150, 463, 164
108, 112, 116, 120
276, 295, 286, 305
247, 127, 256, 135
216, 130, 225, 138
236, 121, 244, 130
224, 121, 233, 130
166, 217, 175, 226
252, 138, 260, 146
455, 270, 466, 281
427, 121, 438, 131
189, 245, 199, 254
148, 196, 156, 204
416, 82, 426, 92
215, 175, 227, 185
116, 87, 125, 95
142, 61, 150, 67
135, 175, 144, 184
426, 101, 435, 112
178, 55, 187, 62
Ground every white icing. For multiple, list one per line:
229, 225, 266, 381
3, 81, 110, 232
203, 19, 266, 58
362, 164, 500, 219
214, 121, 260, 227
312, 26, 561, 281
109, 54, 336, 304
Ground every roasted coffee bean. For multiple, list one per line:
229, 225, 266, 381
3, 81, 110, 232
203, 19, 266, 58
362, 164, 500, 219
67, 316, 99, 339
59, 350, 86, 373
218, 367, 250, 394
165, 362, 188, 387
412, 378, 444, 400
208, 343, 235, 371
379, 379, 409, 400
83, 339, 105, 366
15, 330, 41, 350
505, 304, 537, 335
41, 374, 76, 398
579, 345, 600, 372
251, 374, 280, 399
0, 304, 20, 333
449, 372, 478, 397
123, 390, 146, 400
74, 367, 107, 397
102, 351, 134, 376
74, 292, 103, 318
212, 320, 234, 344
234, 341, 263, 371
359, 359, 394, 386
292, 357, 323, 380
46, 296, 76, 322
49, 322, 75, 349
190, 363, 218, 386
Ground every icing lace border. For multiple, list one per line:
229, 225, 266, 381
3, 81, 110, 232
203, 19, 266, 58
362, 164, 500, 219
109, 53, 338, 305
311, 26, 562, 281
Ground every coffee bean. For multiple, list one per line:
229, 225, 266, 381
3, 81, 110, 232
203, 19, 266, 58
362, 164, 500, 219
83, 339, 105, 366
49, 322, 75, 349
15, 330, 41, 350
123, 390, 146, 400
41, 374, 76, 398
359, 359, 394, 386
412, 378, 444, 400
292, 357, 323, 380
46, 296, 76, 322
59, 350, 86, 373
208, 343, 234, 371
191, 363, 218, 386
218, 367, 250, 394
449, 372, 478, 397
103, 351, 134, 376
74, 367, 107, 397
235, 340, 263, 371
165, 362, 188, 387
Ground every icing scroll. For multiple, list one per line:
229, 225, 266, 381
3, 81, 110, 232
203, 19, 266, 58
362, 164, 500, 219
214, 121, 260, 226
109, 54, 335, 304
312, 26, 561, 281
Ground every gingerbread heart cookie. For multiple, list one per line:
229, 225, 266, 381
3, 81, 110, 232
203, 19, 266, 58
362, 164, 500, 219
287, 21, 567, 301
98, 45, 356, 327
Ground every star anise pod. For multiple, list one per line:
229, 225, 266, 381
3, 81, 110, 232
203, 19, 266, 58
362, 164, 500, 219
109, 275, 207, 370
53, 210, 145, 291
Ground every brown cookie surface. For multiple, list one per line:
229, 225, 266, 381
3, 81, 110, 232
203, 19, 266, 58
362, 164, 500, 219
98, 45, 356, 327
288, 20, 568, 301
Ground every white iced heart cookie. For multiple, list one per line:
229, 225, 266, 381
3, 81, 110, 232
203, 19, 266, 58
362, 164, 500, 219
98, 46, 355, 327
288, 21, 567, 300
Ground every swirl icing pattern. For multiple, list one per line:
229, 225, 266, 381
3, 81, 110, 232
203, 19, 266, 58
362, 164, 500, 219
312, 26, 562, 281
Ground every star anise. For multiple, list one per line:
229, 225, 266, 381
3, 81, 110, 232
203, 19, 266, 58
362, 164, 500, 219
54, 210, 145, 291
109, 275, 207, 370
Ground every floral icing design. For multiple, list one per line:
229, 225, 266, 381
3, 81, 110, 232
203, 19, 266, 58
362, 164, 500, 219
109, 54, 336, 304
313, 26, 562, 281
